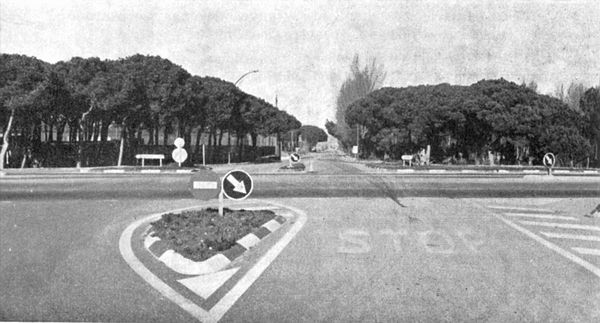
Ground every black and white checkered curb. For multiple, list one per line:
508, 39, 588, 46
143, 206, 294, 275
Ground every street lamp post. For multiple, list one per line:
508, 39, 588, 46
229, 70, 259, 163
234, 70, 259, 86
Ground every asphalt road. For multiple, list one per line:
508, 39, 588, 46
2, 172, 599, 200
1, 158, 599, 322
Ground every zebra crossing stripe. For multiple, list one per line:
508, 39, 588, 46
519, 221, 600, 232
540, 232, 600, 242
504, 213, 578, 221
572, 248, 600, 256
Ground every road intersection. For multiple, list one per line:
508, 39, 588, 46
1, 156, 599, 321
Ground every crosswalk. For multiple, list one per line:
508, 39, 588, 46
487, 205, 600, 273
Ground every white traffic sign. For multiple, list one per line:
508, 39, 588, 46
222, 169, 253, 200
543, 152, 556, 168
290, 153, 300, 163
174, 137, 185, 148
352, 145, 358, 154
172, 148, 188, 164
189, 170, 220, 200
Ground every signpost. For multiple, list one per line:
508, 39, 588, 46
189, 168, 254, 216
172, 137, 188, 167
543, 152, 556, 175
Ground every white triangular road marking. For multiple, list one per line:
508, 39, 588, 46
178, 267, 240, 299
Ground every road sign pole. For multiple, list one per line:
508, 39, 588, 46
218, 189, 224, 216
202, 144, 205, 166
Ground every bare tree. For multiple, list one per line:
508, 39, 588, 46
565, 82, 586, 111
334, 54, 386, 149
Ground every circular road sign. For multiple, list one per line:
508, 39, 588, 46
222, 169, 253, 200
174, 137, 185, 148
290, 153, 300, 163
543, 152, 556, 168
172, 147, 188, 164
189, 170, 221, 200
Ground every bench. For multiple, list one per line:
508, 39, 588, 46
135, 154, 165, 167
401, 154, 414, 167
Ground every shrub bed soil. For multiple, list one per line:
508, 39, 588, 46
150, 208, 276, 262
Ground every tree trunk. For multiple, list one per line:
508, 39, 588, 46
0, 110, 15, 170
56, 121, 65, 143
117, 122, 126, 166
194, 127, 202, 153
77, 104, 94, 168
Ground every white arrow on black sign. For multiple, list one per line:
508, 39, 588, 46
222, 169, 253, 200
226, 174, 247, 194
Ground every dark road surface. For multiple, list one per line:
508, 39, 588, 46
2, 172, 599, 200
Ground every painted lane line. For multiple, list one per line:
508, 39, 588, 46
488, 205, 554, 212
519, 221, 600, 232
523, 169, 542, 173
141, 169, 161, 174
482, 210, 600, 278
504, 213, 578, 221
540, 232, 600, 242
572, 248, 600, 256
104, 169, 125, 173
209, 201, 307, 322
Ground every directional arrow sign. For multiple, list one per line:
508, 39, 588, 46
222, 169, 253, 200
290, 153, 300, 163
543, 152, 556, 168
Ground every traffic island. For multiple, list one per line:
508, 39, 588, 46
143, 207, 289, 275
278, 162, 305, 172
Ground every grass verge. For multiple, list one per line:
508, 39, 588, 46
150, 208, 276, 262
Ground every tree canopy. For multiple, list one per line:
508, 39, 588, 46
0, 54, 301, 167
345, 78, 594, 166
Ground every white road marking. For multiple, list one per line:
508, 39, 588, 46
141, 169, 161, 174
519, 221, 600, 232
209, 201, 307, 322
572, 248, 600, 256
488, 205, 554, 212
540, 232, 600, 242
119, 201, 307, 323
505, 213, 578, 221
119, 205, 214, 322
178, 267, 240, 299
481, 210, 600, 278
104, 169, 125, 173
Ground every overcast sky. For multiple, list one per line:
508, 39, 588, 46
1, 0, 599, 127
